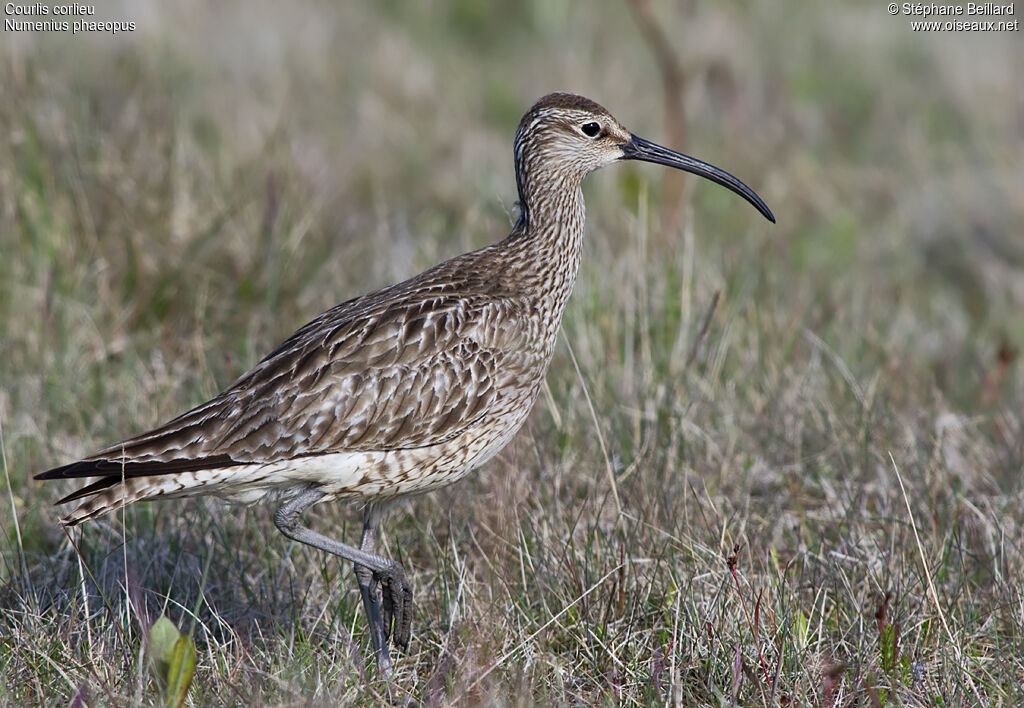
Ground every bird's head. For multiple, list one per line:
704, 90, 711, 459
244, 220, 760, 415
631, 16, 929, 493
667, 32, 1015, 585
514, 92, 775, 223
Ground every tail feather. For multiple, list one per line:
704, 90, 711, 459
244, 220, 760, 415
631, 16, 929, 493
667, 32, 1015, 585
36, 454, 238, 481
38, 455, 246, 525
60, 478, 157, 526
58, 469, 241, 525
55, 477, 120, 505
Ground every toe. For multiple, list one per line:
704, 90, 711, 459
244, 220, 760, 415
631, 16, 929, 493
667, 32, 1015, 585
394, 585, 413, 651
390, 583, 405, 650
381, 585, 395, 642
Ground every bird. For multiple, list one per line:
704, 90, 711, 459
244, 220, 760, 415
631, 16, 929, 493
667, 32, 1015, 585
36, 92, 774, 673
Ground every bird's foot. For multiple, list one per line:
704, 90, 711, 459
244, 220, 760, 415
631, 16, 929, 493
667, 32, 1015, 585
377, 561, 413, 652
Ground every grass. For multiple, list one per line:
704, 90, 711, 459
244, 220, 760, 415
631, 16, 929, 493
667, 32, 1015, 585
2, 1, 1022, 705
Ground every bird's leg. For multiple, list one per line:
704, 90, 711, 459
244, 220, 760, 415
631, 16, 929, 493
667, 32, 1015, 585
355, 505, 391, 670
360, 503, 413, 653
273, 486, 409, 673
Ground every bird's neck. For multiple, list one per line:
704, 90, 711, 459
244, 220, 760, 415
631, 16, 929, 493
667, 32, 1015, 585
503, 170, 587, 324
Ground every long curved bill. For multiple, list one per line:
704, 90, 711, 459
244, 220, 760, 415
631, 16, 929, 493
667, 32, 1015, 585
620, 134, 775, 223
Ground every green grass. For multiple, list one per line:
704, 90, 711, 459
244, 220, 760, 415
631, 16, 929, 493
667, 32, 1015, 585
2, 1, 1022, 705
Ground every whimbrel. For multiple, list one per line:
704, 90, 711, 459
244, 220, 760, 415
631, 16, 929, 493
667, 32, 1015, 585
37, 93, 774, 672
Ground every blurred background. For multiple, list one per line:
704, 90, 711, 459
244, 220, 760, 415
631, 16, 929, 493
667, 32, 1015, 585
1, 1, 1022, 704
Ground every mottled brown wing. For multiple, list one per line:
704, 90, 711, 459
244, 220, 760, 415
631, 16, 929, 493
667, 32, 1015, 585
45, 287, 530, 478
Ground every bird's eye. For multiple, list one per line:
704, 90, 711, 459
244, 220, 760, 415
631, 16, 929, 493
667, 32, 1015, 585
580, 122, 601, 138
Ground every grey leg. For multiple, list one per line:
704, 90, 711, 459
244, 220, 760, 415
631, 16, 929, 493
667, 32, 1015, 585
355, 505, 392, 671
273, 486, 411, 673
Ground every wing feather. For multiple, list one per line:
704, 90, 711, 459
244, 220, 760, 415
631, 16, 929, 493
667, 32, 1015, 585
37, 277, 531, 481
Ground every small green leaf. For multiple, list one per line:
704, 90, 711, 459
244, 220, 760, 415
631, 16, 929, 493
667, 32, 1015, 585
148, 615, 196, 708
166, 634, 197, 708
149, 616, 180, 670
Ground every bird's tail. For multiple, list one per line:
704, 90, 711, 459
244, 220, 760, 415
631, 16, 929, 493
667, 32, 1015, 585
56, 470, 237, 526
59, 477, 160, 526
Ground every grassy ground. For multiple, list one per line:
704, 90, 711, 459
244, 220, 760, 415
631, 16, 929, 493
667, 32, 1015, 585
2, 1, 1022, 705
